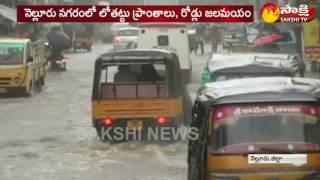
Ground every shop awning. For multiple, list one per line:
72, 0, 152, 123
0, 4, 16, 22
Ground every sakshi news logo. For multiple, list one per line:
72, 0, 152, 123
261, 3, 316, 23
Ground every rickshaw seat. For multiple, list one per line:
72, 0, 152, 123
101, 82, 168, 99
101, 83, 115, 98
101, 83, 137, 99
158, 84, 168, 97
137, 84, 158, 98
137, 82, 167, 98
115, 84, 137, 98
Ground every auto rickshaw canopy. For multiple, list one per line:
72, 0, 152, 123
206, 53, 300, 76
92, 49, 183, 100
196, 77, 320, 104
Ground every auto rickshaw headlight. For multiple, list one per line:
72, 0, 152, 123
13, 77, 22, 84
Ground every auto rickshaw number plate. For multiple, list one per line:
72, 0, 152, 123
127, 120, 143, 129
0, 88, 7, 93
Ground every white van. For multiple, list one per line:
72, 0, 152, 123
137, 23, 192, 83
110, 22, 130, 32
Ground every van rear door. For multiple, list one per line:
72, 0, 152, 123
138, 23, 191, 72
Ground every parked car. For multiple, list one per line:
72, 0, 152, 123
102, 23, 131, 43
125, 40, 138, 50
113, 27, 139, 51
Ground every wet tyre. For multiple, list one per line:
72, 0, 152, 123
41, 77, 45, 86
188, 157, 198, 180
23, 81, 33, 97
62, 63, 67, 71
188, 156, 205, 180
188, 140, 207, 180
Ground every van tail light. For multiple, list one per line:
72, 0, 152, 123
103, 118, 113, 126
157, 116, 167, 124
113, 36, 121, 44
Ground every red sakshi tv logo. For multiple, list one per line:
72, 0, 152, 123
261, 3, 315, 23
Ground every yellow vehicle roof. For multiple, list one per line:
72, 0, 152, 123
0, 38, 30, 44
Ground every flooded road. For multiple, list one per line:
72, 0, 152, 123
0, 43, 211, 180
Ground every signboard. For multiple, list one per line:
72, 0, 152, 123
304, 11, 320, 61
248, 154, 307, 166
213, 104, 319, 122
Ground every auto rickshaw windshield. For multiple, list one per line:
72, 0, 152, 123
0, 43, 24, 65
210, 104, 320, 154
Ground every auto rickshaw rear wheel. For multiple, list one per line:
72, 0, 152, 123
187, 149, 207, 180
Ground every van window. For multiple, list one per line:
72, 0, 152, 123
116, 29, 139, 36
110, 23, 130, 32
158, 35, 169, 46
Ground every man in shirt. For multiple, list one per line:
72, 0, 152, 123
114, 65, 138, 82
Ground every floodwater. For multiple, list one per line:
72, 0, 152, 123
0, 43, 210, 180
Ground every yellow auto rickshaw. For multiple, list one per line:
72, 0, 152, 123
188, 77, 320, 180
92, 49, 188, 141
0, 39, 46, 96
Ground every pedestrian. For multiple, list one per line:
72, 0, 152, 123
195, 24, 206, 55
114, 65, 138, 83
139, 64, 161, 82
210, 26, 219, 53
188, 31, 196, 54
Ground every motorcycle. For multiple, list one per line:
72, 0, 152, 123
45, 41, 68, 71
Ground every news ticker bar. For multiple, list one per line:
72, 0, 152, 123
17, 5, 254, 23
